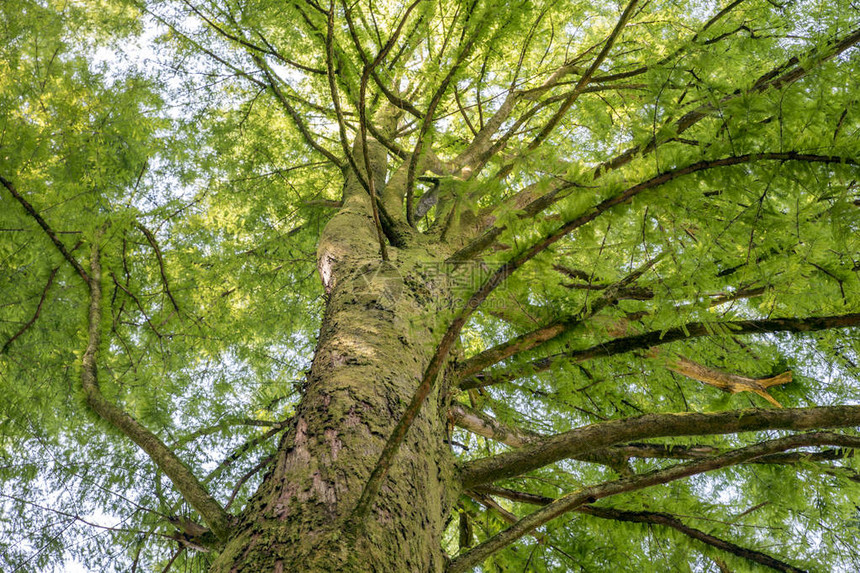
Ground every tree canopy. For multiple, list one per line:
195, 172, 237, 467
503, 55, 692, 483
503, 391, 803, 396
1, 0, 860, 571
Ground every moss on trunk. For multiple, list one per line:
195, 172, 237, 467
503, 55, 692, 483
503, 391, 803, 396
211, 239, 457, 571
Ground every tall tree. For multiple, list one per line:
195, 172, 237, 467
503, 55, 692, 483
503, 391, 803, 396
2, 0, 860, 571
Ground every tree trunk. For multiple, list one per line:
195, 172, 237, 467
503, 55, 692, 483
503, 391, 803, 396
211, 162, 457, 571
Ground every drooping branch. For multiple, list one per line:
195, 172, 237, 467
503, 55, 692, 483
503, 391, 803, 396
2, 266, 59, 353
450, 432, 860, 572
578, 506, 807, 573
80, 242, 232, 541
463, 311, 860, 389
252, 55, 344, 168
135, 223, 180, 313
471, 485, 807, 572
459, 405, 860, 487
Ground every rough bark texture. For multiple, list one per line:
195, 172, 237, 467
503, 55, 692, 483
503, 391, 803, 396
210, 157, 457, 572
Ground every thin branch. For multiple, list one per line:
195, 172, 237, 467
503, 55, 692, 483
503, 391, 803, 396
345, 0, 421, 258
135, 223, 180, 313
224, 455, 275, 511
594, 25, 860, 177
470, 485, 805, 572
0, 175, 89, 283
203, 424, 286, 485
453, 151, 857, 265
456, 254, 662, 378
450, 432, 860, 571
405, 11, 480, 226
579, 506, 806, 572
526, 0, 640, 152
2, 266, 59, 353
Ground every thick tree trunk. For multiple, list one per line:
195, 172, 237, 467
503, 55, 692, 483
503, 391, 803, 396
211, 164, 457, 571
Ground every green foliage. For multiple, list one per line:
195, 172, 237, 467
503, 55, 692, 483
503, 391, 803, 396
1, 0, 859, 570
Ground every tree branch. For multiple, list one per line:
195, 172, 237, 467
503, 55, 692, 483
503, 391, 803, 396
135, 223, 180, 313
456, 254, 662, 379
580, 505, 806, 573
525, 0, 640, 153
450, 432, 860, 571
667, 355, 791, 408
449, 403, 634, 470
459, 406, 860, 487
464, 311, 860, 389
471, 484, 807, 572
594, 25, 860, 177
0, 175, 89, 283
2, 266, 59, 353
253, 55, 344, 168
80, 241, 232, 541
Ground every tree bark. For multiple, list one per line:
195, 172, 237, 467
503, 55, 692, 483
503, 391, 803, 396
210, 160, 457, 571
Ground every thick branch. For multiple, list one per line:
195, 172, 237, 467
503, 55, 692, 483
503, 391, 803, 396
81, 243, 231, 541
459, 405, 860, 487
448, 403, 540, 448
449, 403, 634, 469
464, 311, 860, 388
450, 432, 860, 571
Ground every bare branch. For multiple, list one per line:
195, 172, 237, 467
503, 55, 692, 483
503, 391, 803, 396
667, 355, 791, 408
448, 403, 540, 448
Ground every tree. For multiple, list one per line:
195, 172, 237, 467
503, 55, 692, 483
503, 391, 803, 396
1, 0, 859, 570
